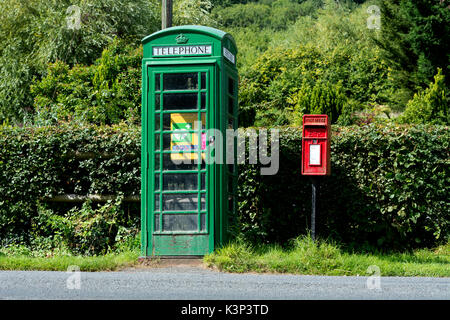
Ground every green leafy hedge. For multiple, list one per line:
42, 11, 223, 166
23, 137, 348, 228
0, 123, 140, 254
0, 123, 448, 253
237, 125, 449, 250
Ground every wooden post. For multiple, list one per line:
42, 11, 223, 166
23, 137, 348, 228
162, 0, 173, 29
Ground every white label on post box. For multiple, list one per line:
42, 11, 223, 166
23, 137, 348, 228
309, 144, 321, 165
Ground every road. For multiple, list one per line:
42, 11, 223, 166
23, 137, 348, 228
0, 265, 449, 300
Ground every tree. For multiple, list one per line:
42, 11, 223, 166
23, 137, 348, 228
400, 68, 449, 124
0, 0, 159, 124
373, 0, 450, 106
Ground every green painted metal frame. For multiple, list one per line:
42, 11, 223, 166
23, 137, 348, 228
149, 65, 214, 255
141, 26, 238, 257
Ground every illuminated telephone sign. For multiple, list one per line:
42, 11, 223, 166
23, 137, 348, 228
301, 114, 331, 176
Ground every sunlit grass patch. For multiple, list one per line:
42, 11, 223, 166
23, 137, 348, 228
0, 249, 140, 271
204, 236, 450, 277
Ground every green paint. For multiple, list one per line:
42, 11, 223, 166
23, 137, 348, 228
141, 26, 238, 257
153, 235, 210, 256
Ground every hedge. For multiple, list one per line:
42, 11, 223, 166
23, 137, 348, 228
238, 125, 449, 251
0, 123, 448, 253
0, 123, 140, 255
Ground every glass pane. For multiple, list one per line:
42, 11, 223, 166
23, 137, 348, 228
201, 193, 206, 210
163, 133, 172, 151
154, 214, 160, 231
201, 92, 206, 110
228, 117, 234, 129
154, 194, 160, 211
155, 153, 160, 170
201, 213, 206, 231
162, 153, 203, 171
228, 97, 234, 115
164, 133, 198, 151
163, 73, 198, 91
163, 173, 198, 190
228, 175, 234, 193
162, 214, 197, 231
200, 112, 206, 129
163, 193, 203, 211
154, 174, 160, 191
201, 173, 206, 190
155, 94, 160, 111
155, 74, 160, 91
228, 195, 234, 212
163, 113, 171, 130
201, 72, 206, 89
228, 77, 234, 95
163, 93, 198, 110
164, 112, 205, 131
155, 134, 160, 150
155, 114, 160, 131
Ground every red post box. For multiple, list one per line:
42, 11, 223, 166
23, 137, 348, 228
301, 114, 331, 176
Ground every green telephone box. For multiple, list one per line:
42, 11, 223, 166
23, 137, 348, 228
140, 26, 238, 256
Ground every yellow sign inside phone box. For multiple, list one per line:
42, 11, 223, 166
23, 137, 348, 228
170, 113, 206, 161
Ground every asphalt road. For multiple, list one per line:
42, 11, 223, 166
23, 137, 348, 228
0, 266, 449, 300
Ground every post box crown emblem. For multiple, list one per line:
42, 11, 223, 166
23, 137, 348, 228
176, 33, 189, 44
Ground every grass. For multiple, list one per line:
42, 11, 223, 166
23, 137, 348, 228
1, 237, 448, 275
204, 236, 450, 277
0, 249, 140, 271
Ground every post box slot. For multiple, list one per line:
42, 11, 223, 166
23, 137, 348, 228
303, 127, 327, 138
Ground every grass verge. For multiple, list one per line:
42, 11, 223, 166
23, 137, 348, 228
0, 250, 140, 271
204, 236, 450, 277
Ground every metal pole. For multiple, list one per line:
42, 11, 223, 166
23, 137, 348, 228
162, 0, 173, 29
311, 178, 318, 242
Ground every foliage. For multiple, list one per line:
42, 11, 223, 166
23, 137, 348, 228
32, 197, 129, 256
236, 125, 449, 250
30, 39, 142, 125
0, 123, 448, 253
174, 0, 216, 26
0, 249, 139, 271
205, 236, 450, 276
291, 80, 347, 124
373, 0, 450, 106
0, 123, 140, 254
0, 0, 159, 124
400, 68, 449, 125
236, 2, 394, 126
212, 0, 313, 30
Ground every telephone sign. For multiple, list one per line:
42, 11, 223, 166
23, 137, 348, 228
301, 114, 331, 176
